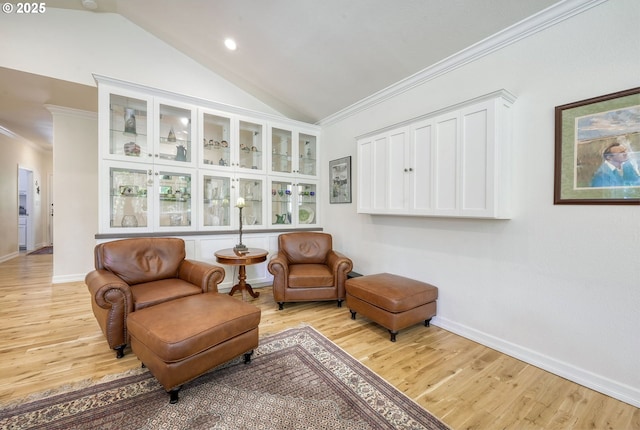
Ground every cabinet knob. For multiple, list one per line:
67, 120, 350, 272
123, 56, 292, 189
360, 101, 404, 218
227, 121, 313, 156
404, 168, 408, 172
409, 167, 413, 172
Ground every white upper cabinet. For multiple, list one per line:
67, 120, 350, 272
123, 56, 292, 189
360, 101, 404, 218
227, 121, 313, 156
357, 90, 515, 219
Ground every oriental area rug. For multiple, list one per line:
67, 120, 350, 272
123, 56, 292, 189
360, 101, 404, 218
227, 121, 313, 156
27, 246, 53, 255
0, 326, 449, 430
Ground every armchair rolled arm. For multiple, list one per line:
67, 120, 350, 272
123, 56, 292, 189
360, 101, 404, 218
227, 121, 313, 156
268, 253, 290, 300
86, 269, 134, 311
178, 259, 226, 293
326, 251, 353, 298
85, 269, 134, 351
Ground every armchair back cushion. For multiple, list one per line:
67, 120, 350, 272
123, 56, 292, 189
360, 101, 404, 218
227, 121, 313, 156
95, 237, 185, 285
279, 232, 332, 265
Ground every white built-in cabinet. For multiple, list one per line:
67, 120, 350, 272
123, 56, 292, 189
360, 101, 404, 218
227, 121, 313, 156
357, 90, 515, 219
96, 75, 320, 235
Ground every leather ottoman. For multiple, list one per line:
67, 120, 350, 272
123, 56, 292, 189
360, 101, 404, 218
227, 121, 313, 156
345, 273, 437, 342
127, 293, 261, 403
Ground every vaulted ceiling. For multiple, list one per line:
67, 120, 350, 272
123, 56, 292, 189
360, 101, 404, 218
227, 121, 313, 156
1, 0, 560, 149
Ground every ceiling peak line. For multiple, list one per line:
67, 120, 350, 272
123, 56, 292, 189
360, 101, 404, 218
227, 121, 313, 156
318, 0, 607, 126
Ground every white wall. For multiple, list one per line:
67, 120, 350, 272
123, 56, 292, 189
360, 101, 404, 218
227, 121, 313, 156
47, 107, 98, 282
321, 0, 640, 407
0, 8, 281, 116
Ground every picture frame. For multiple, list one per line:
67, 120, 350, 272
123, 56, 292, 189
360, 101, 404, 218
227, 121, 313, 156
554, 87, 640, 205
329, 156, 352, 204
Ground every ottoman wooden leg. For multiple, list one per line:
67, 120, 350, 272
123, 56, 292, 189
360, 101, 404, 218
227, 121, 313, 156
350, 310, 357, 319
168, 386, 182, 404
389, 330, 398, 342
243, 350, 254, 364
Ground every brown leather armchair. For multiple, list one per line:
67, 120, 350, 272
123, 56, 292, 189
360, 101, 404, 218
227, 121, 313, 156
85, 237, 225, 358
268, 232, 353, 310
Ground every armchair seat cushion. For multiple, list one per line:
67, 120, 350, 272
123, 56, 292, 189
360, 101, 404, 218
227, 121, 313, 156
131, 279, 202, 310
288, 264, 334, 287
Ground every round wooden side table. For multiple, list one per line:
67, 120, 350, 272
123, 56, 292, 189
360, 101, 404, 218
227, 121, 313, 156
214, 248, 268, 300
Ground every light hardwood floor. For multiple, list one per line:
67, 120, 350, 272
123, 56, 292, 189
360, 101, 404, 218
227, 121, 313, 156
0, 253, 638, 429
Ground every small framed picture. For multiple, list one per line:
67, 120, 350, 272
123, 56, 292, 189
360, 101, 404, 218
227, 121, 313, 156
329, 156, 352, 204
554, 87, 640, 204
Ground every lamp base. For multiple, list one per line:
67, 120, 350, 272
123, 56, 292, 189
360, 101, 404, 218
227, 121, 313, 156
234, 244, 249, 254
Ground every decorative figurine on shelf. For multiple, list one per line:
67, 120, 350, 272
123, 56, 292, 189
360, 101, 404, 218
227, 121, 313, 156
124, 108, 137, 136
176, 144, 187, 161
168, 127, 176, 142
234, 197, 248, 254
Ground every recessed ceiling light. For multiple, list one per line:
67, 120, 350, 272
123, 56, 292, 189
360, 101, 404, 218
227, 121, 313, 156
224, 38, 237, 51
81, 0, 98, 10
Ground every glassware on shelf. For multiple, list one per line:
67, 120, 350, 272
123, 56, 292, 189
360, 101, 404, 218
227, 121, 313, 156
121, 214, 138, 227
240, 121, 263, 170
203, 113, 231, 167
299, 133, 317, 175
159, 104, 191, 163
203, 175, 230, 227
271, 128, 292, 173
110, 166, 149, 228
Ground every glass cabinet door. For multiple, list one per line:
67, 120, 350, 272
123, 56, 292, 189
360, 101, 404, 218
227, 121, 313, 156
109, 94, 150, 160
157, 102, 193, 164
109, 165, 149, 229
202, 112, 231, 168
202, 174, 231, 228
157, 169, 193, 228
271, 127, 292, 174
298, 133, 317, 176
238, 177, 264, 227
270, 180, 293, 225
239, 120, 264, 171
297, 182, 317, 225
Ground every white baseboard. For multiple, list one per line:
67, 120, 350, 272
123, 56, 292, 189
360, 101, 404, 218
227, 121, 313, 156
52, 274, 86, 284
431, 316, 640, 408
0, 251, 19, 264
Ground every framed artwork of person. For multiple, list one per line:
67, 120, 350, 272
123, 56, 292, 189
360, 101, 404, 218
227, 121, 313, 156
554, 87, 640, 205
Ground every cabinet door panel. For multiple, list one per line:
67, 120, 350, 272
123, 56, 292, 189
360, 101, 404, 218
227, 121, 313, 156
202, 112, 232, 168
239, 120, 265, 172
411, 122, 433, 212
372, 135, 389, 211
357, 139, 374, 213
156, 168, 194, 230
388, 130, 408, 211
109, 165, 150, 230
434, 114, 458, 212
461, 105, 490, 212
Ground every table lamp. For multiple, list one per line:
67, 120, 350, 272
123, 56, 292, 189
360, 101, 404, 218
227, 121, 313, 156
234, 197, 248, 253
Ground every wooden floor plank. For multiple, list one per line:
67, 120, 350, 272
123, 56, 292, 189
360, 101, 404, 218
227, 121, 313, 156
0, 253, 637, 429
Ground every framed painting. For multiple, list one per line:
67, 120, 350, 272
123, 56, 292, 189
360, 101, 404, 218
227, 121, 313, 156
554, 87, 640, 204
329, 156, 352, 204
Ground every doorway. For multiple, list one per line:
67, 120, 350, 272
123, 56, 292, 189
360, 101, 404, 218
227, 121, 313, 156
18, 167, 34, 251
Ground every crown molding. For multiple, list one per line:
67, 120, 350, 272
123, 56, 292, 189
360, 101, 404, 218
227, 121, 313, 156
44, 105, 98, 119
318, 0, 608, 126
